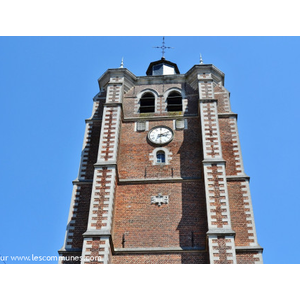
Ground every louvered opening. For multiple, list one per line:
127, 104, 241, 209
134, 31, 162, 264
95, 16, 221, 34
167, 91, 182, 111
140, 92, 155, 113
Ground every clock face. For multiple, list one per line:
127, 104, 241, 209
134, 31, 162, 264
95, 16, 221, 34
148, 126, 173, 145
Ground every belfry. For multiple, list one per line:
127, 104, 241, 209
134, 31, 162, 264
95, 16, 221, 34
59, 50, 263, 264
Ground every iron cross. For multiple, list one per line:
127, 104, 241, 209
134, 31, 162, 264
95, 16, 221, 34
153, 37, 174, 59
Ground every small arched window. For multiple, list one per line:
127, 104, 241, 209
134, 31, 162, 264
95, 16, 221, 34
140, 92, 155, 113
166, 91, 182, 111
156, 151, 165, 163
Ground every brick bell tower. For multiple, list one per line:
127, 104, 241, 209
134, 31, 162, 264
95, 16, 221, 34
58, 55, 263, 264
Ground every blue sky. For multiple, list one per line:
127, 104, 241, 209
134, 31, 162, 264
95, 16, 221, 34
1, 36, 300, 266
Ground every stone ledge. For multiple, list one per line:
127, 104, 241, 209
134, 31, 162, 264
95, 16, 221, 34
72, 179, 93, 185
118, 177, 202, 185
113, 246, 206, 254
235, 245, 264, 253
218, 113, 238, 119
226, 175, 250, 182
85, 118, 102, 123
83, 230, 111, 237
206, 229, 236, 236
203, 158, 226, 165
104, 102, 122, 107
122, 114, 198, 122
58, 248, 82, 254
94, 162, 117, 167
199, 99, 218, 103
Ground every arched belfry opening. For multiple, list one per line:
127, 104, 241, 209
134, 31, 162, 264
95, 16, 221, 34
167, 91, 182, 111
140, 92, 155, 113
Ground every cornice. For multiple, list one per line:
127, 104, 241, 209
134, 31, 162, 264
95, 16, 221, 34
185, 64, 225, 87
97, 68, 137, 92
135, 74, 186, 85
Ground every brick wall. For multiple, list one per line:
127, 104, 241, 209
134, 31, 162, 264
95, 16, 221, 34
110, 79, 210, 262
236, 252, 261, 264
117, 118, 202, 180
112, 252, 209, 264
113, 181, 207, 249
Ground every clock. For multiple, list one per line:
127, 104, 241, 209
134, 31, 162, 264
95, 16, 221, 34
148, 126, 174, 145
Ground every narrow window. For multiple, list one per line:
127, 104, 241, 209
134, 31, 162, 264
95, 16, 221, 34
140, 92, 155, 113
156, 151, 165, 163
167, 91, 182, 111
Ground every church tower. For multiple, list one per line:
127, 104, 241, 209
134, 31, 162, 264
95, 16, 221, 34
58, 53, 263, 264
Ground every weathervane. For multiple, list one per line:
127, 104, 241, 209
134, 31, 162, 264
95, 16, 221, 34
153, 37, 174, 59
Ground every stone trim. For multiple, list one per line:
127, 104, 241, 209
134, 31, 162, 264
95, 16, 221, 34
214, 85, 231, 113
86, 166, 116, 231
61, 184, 80, 251
226, 175, 250, 182
151, 193, 169, 206
136, 88, 159, 114
122, 115, 198, 122
58, 248, 82, 253
203, 164, 232, 230
173, 118, 188, 130
77, 121, 94, 180
203, 158, 226, 165
94, 162, 117, 167
113, 247, 206, 254
85, 118, 102, 123
81, 76, 123, 264
97, 106, 121, 163
198, 78, 215, 99
83, 229, 111, 237
89, 98, 101, 119
97, 68, 137, 93
235, 246, 264, 252
118, 177, 202, 185
72, 179, 93, 185
206, 229, 236, 236
200, 101, 223, 160
208, 235, 237, 264
106, 83, 123, 104
240, 180, 260, 247
227, 117, 245, 175
149, 147, 173, 165
134, 120, 149, 132
218, 113, 238, 119
103, 102, 122, 107
199, 99, 218, 104
163, 87, 188, 113
199, 83, 237, 263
